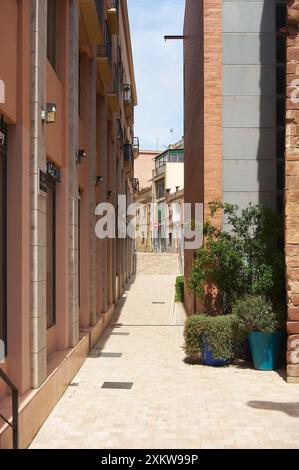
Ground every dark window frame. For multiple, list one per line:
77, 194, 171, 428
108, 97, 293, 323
46, 174, 56, 329
78, 190, 81, 309
47, 0, 57, 71
0, 122, 7, 354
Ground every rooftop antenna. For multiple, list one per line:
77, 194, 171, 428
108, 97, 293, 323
156, 137, 159, 151
170, 128, 174, 144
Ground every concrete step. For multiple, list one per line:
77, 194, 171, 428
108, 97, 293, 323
135, 253, 180, 275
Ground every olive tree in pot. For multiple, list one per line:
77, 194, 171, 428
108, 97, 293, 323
233, 296, 285, 371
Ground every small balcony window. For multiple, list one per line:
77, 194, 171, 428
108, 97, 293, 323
46, 175, 56, 329
0, 120, 7, 351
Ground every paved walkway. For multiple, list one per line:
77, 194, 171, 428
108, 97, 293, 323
31, 254, 299, 449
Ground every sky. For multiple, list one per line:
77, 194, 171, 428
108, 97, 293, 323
128, 0, 185, 151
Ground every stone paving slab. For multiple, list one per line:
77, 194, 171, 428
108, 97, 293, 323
30, 255, 299, 449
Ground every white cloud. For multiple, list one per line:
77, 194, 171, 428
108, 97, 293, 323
128, 0, 185, 150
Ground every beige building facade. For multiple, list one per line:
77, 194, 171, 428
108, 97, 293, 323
0, 0, 137, 448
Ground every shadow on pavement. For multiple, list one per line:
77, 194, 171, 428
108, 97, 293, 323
247, 400, 299, 418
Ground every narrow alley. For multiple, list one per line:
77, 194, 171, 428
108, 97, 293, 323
30, 254, 299, 450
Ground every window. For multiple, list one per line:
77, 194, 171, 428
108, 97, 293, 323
46, 175, 56, 328
169, 233, 172, 246
47, 0, 57, 70
156, 181, 165, 199
0, 121, 7, 350
78, 191, 81, 308
78, 53, 82, 116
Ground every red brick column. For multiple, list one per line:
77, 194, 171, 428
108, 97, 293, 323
285, 0, 299, 383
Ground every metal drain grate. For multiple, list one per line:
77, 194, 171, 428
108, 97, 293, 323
69, 382, 79, 387
97, 353, 123, 358
152, 302, 166, 305
101, 382, 133, 390
111, 332, 130, 336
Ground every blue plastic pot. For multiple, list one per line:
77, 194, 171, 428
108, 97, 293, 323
202, 342, 230, 367
248, 331, 284, 371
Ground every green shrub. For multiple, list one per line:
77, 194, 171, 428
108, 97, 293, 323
233, 295, 278, 334
184, 314, 243, 360
175, 276, 184, 302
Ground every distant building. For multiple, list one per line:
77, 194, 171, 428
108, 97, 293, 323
135, 187, 153, 253
134, 150, 160, 190
152, 146, 184, 253
134, 141, 184, 254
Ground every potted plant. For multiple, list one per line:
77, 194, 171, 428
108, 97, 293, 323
184, 314, 242, 367
233, 295, 284, 371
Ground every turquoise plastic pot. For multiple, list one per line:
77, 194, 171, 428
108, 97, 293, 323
248, 331, 283, 371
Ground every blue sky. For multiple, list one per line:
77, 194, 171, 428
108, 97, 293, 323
128, 0, 185, 151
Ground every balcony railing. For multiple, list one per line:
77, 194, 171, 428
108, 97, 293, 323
97, 21, 112, 66
107, 64, 120, 112
95, 0, 104, 23
132, 177, 140, 192
0, 369, 19, 449
108, 0, 119, 34
124, 143, 133, 162
153, 163, 166, 178
112, 64, 120, 94
117, 119, 124, 148
124, 84, 132, 104
117, 46, 124, 87
109, 0, 119, 15
79, 0, 104, 46
133, 137, 140, 156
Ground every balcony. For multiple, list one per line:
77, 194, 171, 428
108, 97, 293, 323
117, 119, 124, 148
108, 0, 119, 35
107, 64, 120, 113
124, 84, 132, 107
131, 177, 140, 192
153, 163, 166, 178
124, 143, 134, 177
96, 21, 112, 84
133, 137, 140, 158
123, 84, 134, 125
124, 143, 133, 163
79, 0, 103, 45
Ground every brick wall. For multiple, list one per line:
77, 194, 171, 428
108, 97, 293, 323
203, 0, 222, 223
183, 0, 222, 314
285, 0, 299, 383
184, 0, 205, 314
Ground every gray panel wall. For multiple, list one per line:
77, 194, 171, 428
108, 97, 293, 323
222, 0, 276, 224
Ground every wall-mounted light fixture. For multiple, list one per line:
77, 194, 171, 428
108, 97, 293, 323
96, 175, 104, 186
76, 149, 87, 165
41, 103, 57, 123
106, 190, 113, 200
